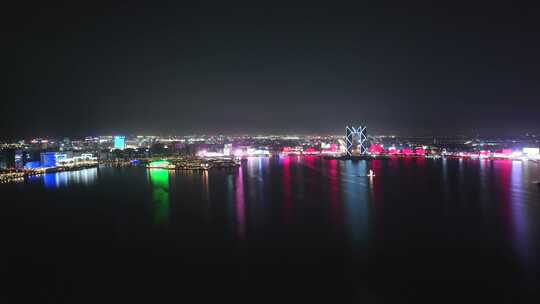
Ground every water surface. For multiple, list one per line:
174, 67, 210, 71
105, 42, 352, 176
2, 157, 540, 302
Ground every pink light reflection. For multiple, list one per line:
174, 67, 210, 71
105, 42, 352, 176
235, 167, 246, 240
282, 156, 293, 224
328, 159, 343, 229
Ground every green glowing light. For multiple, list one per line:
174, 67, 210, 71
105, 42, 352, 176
150, 169, 169, 225
149, 160, 170, 168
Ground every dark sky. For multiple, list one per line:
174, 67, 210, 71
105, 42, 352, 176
3, 2, 540, 138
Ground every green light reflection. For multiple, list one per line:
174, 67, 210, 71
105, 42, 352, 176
150, 168, 170, 225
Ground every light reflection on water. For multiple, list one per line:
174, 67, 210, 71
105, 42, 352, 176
281, 156, 293, 225
22, 157, 540, 268
42, 168, 98, 189
510, 161, 532, 265
341, 160, 369, 250
7, 156, 540, 302
201, 170, 210, 223
149, 168, 169, 225
235, 165, 246, 240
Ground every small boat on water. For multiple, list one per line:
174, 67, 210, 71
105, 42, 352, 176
358, 169, 376, 177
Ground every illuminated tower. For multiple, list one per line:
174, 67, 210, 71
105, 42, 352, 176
114, 136, 126, 150
346, 125, 368, 156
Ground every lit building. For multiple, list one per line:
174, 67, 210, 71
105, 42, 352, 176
114, 136, 126, 150
40, 152, 58, 167
24, 161, 42, 169
39, 152, 68, 168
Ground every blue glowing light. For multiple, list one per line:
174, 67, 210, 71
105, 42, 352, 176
40, 152, 57, 167
24, 161, 41, 169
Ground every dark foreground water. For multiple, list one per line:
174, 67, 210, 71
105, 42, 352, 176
2, 157, 540, 302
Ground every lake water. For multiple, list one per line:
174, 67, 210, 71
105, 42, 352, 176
2, 157, 540, 302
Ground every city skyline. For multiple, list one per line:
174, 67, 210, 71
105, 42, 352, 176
1, 131, 538, 143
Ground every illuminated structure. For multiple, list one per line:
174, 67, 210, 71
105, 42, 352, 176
523, 147, 540, 159
320, 143, 340, 155
24, 161, 41, 169
114, 136, 126, 150
281, 146, 302, 155
233, 148, 271, 157
40, 152, 62, 167
147, 160, 172, 169
56, 153, 97, 167
346, 125, 368, 156
223, 143, 232, 156
369, 143, 384, 155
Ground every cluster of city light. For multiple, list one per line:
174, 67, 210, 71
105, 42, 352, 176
197, 150, 228, 158
451, 147, 540, 160
0, 171, 25, 183
3, 132, 540, 173
366, 144, 427, 156
1, 153, 98, 183
197, 144, 271, 158
57, 153, 98, 167
234, 148, 271, 157
281, 145, 342, 156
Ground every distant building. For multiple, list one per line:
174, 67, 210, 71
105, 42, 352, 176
114, 136, 126, 150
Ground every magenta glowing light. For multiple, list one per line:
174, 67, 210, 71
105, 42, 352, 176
369, 144, 384, 155
304, 147, 319, 155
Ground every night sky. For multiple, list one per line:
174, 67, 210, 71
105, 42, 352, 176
3, 2, 540, 138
